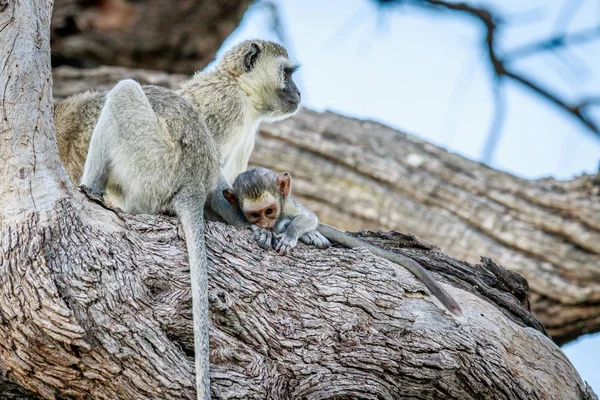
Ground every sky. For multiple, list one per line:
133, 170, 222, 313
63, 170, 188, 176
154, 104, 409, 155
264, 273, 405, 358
216, 0, 600, 391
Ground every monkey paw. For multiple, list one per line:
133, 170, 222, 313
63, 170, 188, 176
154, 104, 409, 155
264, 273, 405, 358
275, 233, 298, 255
249, 226, 277, 250
299, 230, 331, 249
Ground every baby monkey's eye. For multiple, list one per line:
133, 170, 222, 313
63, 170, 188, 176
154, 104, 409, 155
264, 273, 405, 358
251, 213, 260, 219
266, 208, 274, 216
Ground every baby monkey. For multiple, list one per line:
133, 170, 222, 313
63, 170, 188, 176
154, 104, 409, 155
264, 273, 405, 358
223, 168, 462, 315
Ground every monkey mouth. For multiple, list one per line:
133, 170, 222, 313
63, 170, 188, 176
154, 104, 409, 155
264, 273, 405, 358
284, 93, 301, 113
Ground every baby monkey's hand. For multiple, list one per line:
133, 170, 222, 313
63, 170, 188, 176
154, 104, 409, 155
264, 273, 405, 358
250, 225, 277, 250
275, 232, 298, 255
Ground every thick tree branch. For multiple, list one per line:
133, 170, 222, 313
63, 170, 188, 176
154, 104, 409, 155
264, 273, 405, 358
50, 0, 252, 73
1, 193, 597, 399
0, 0, 70, 223
52, 66, 600, 345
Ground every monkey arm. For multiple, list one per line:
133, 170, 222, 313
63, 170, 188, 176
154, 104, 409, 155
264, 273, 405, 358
275, 199, 321, 254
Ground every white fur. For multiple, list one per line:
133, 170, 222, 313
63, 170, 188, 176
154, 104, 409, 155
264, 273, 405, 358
242, 192, 277, 212
221, 119, 260, 184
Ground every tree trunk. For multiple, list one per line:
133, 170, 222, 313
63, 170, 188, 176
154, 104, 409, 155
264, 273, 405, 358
50, 0, 252, 73
52, 66, 600, 346
0, 2, 595, 398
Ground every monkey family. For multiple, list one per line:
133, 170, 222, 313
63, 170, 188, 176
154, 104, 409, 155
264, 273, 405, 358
55, 40, 301, 400
54, 40, 460, 400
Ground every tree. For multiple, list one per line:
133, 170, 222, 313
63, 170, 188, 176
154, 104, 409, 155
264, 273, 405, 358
0, 1, 597, 400
53, 65, 600, 346
50, 0, 252, 73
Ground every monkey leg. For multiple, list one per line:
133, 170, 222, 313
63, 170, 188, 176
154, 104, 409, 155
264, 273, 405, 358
299, 230, 331, 249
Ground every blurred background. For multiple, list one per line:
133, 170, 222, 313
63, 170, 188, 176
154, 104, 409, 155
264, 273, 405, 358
51, 0, 600, 390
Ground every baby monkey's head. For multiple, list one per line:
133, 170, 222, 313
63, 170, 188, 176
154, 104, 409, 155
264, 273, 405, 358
223, 168, 291, 229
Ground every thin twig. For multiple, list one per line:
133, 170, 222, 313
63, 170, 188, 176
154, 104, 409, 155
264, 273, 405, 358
482, 77, 506, 164
380, 0, 600, 152
504, 26, 600, 60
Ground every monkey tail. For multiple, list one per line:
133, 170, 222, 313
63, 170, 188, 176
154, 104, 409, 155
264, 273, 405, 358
317, 224, 462, 316
173, 187, 211, 400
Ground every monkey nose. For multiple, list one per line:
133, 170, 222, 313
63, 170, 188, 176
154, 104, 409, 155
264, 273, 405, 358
258, 220, 275, 229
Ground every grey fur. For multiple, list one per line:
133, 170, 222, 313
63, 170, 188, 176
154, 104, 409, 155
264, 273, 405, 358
56, 39, 301, 223
62, 41, 301, 400
81, 80, 216, 399
82, 82, 218, 214
230, 168, 462, 316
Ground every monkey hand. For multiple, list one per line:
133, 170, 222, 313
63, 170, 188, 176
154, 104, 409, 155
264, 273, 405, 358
299, 230, 331, 249
275, 232, 298, 255
249, 225, 277, 250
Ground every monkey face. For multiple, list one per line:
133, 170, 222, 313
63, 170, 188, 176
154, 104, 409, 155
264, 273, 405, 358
227, 168, 288, 229
277, 64, 301, 114
242, 57, 301, 120
244, 202, 279, 229
235, 40, 301, 121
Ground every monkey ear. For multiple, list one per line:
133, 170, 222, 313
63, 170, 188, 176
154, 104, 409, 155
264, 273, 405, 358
243, 43, 261, 73
277, 172, 291, 198
222, 189, 239, 209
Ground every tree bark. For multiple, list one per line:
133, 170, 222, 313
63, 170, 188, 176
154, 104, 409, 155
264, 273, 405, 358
50, 0, 252, 73
254, 110, 600, 347
52, 66, 600, 346
0, 5, 595, 396
1, 191, 597, 399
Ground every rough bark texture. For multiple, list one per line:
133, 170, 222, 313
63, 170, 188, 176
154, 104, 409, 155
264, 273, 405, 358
3, 0, 593, 398
1, 58, 595, 398
52, 66, 600, 346
51, 0, 252, 73
0, 0, 70, 227
0, 369, 38, 400
254, 110, 600, 347
1, 193, 597, 400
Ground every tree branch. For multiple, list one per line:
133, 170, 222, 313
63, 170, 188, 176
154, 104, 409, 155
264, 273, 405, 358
377, 0, 600, 159
52, 66, 600, 345
2, 193, 597, 398
51, 0, 253, 73
504, 26, 600, 60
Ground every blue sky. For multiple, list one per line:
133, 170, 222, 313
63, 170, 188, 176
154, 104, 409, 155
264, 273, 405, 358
217, 0, 600, 389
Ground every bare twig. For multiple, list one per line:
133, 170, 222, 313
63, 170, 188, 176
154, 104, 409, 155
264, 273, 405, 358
482, 77, 506, 164
504, 26, 600, 60
553, 0, 588, 33
376, 0, 600, 160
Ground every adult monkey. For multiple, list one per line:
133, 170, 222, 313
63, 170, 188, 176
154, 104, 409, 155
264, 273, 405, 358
55, 40, 301, 223
54, 40, 301, 399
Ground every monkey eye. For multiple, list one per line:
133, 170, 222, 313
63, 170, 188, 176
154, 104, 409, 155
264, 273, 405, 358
266, 208, 274, 216
251, 213, 260, 219
283, 65, 298, 80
